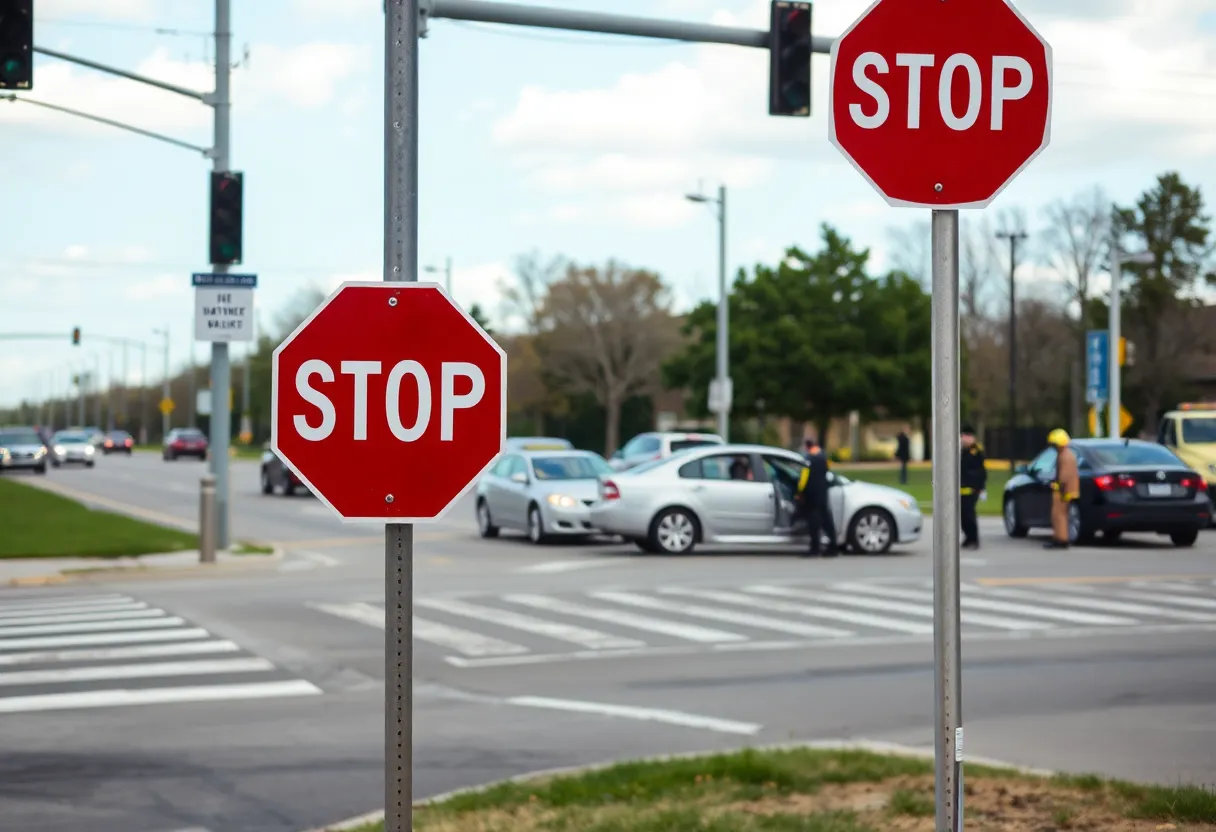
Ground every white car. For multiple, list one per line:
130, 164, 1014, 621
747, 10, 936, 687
608, 430, 724, 471
589, 443, 923, 555
50, 430, 96, 468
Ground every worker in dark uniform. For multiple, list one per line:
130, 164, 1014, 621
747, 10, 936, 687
960, 425, 987, 550
895, 430, 911, 484
796, 436, 837, 558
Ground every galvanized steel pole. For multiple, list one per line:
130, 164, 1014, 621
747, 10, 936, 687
931, 209, 964, 832
716, 184, 728, 440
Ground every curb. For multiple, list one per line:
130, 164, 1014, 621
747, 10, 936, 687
5, 545, 284, 587
301, 738, 1054, 831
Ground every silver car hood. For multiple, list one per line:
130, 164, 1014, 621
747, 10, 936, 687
532, 479, 602, 502
845, 480, 917, 506
3, 444, 45, 454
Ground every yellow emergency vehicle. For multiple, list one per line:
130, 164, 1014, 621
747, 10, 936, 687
1157, 402, 1216, 517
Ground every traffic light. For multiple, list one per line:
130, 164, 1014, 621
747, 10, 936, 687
208, 170, 243, 265
71, 326, 80, 346
768, 1, 811, 117
0, 0, 33, 91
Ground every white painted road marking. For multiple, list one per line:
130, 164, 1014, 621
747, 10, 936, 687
505, 695, 761, 735
0, 616, 188, 638
414, 597, 644, 650
0, 626, 212, 652
0, 640, 243, 667
505, 593, 750, 643
831, 583, 1054, 631
735, 586, 937, 634
832, 582, 1136, 626
0, 657, 276, 686
591, 590, 853, 639
516, 559, 620, 574
312, 601, 528, 657
0, 608, 168, 627
0, 680, 321, 713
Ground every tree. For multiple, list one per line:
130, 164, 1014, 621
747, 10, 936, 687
273, 285, 328, 340
534, 261, 679, 455
498, 250, 568, 431
1115, 172, 1216, 433
1042, 186, 1110, 434
468, 303, 493, 336
499, 249, 565, 334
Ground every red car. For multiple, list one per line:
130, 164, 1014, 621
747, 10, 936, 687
163, 428, 209, 461
102, 430, 134, 455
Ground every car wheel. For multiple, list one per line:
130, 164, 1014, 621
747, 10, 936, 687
1067, 502, 1091, 544
34, 464, 46, 475
476, 499, 499, 539
51, 460, 60, 468
633, 538, 658, 554
165, 452, 174, 461
85, 460, 95, 468
261, 468, 273, 495
848, 507, 894, 554
1170, 528, 1199, 547
1003, 497, 1028, 537
649, 507, 698, 555
527, 504, 548, 544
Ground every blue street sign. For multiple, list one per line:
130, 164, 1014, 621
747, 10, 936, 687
192, 272, 257, 288
1086, 329, 1109, 404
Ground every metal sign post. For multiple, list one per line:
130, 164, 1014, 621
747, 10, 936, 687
931, 209, 963, 831
385, 1, 420, 831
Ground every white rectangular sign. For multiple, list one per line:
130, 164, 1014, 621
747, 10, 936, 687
193, 272, 256, 342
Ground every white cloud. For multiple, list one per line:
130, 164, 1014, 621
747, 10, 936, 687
123, 274, 187, 301
489, 0, 1216, 225
2, 43, 368, 136
292, 0, 381, 19
38, 0, 156, 19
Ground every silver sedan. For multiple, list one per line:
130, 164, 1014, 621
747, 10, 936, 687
49, 431, 97, 468
588, 443, 923, 555
475, 449, 616, 544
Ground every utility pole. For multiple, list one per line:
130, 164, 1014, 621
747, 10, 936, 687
188, 340, 198, 425
686, 184, 729, 440
425, 257, 453, 294
91, 353, 102, 427
155, 327, 171, 439
209, 0, 234, 549
997, 229, 1027, 469
239, 332, 253, 444
140, 342, 149, 444
120, 341, 129, 428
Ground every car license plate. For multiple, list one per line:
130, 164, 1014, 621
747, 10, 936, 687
1147, 483, 1172, 497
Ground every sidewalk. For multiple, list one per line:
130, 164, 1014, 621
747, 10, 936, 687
2, 546, 283, 586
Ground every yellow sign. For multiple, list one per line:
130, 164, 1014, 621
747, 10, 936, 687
1089, 404, 1133, 436
159, 397, 175, 415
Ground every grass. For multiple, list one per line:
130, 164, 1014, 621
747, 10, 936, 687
340, 747, 1216, 832
230, 542, 274, 555
833, 464, 1012, 516
0, 478, 198, 558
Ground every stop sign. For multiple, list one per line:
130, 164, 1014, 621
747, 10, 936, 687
828, 0, 1052, 209
271, 282, 506, 522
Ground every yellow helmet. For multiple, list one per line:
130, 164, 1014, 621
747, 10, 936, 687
1047, 428, 1070, 446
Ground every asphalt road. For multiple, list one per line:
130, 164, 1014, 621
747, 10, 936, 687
2, 453, 1214, 832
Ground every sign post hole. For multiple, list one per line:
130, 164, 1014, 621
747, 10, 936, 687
828, 0, 1053, 828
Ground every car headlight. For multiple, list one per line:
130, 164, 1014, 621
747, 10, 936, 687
898, 498, 917, 511
53, 445, 64, 455
546, 494, 579, 508
34, 448, 45, 459
84, 445, 94, 454
0, 449, 9, 460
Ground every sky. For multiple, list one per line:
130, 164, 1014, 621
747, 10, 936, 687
2, 0, 1215, 407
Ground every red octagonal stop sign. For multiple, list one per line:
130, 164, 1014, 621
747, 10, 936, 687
271, 282, 506, 523
828, 0, 1052, 209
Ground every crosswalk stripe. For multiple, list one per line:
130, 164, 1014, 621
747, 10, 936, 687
743, 586, 944, 633
0, 608, 169, 628
0, 640, 243, 667
1104, 588, 1216, 610
506, 593, 749, 643
0, 594, 131, 611
0, 600, 148, 619
414, 617, 530, 657
0, 657, 276, 687
0, 627, 212, 652
825, 583, 1053, 631
829, 583, 1135, 626
414, 597, 644, 650
668, 587, 933, 634
588, 591, 852, 639
0, 680, 322, 714
962, 585, 1216, 622
0, 616, 187, 639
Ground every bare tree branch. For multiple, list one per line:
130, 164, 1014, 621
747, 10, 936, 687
885, 220, 931, 287
498, 249, 566, 334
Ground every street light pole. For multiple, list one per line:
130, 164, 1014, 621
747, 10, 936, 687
997, 229, 1027, 469
685, 184, 729, 440
140, 342, 149, 444
425, 257, 453, 295
154, 327, 171, 439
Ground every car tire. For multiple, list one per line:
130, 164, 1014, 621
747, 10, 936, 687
1067, 502, 1092, 544
848, 507, 895, 554
164, 452, 174, 461
476, 499, 499, 539
261, 468, 274, 495
51, 461, 60, 468
527, 504, 548, 544
34, 463, 46, 475
632, 538, 658, 554
1170, 528, 1199, 547
1003, 497, 1028, 537
85, 460, 95, 468
648, 507, 698, 555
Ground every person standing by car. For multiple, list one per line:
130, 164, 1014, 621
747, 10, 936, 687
960, 425, 987, 550
1045, 428, 1080, 550
796, 436, 838, 558
896, 430, 911, 484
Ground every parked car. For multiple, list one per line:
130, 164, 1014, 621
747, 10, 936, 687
0, 427, 48, 474
260, 445, 307, 496
49, 430, 96, 468
589, 443, 922, 555
163, 428, 209, 461
1002, 438, 1210, 547
608, 430, 724, 471
476, 449, 615, 543
101, 430, 134, 455
503, 436, 574, 452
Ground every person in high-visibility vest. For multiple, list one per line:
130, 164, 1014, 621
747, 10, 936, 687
1045, 428, 1080, 549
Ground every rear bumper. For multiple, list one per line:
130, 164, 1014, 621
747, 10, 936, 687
1092, 503, 1211, 532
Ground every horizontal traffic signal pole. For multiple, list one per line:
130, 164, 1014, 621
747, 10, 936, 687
0, 94, 212, 156
32, 45, 208, 101
422, 0, 835, 54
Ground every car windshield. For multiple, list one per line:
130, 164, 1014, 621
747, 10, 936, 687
108, 431, 132, 439
669, 438, 722, 452
1087, 443, 1183, 467
531, 454, 613, 480
1181, 417, 1216, 444
0, 431, 40, 445
619, 455, 677, 476
176, 431, 204, 439
54, 433, 86, 444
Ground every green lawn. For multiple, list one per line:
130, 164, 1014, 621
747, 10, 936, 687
0, 478, 198, 558
835, 464, 1012, 516
347, 746, 1216, 832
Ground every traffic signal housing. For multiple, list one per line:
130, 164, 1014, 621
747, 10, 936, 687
768, 1, 811, 117
71, 326, 80, 346
209, 170, 243, 266
0, 0, 33, 91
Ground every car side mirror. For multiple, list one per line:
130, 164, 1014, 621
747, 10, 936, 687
1015, 464, 1028, 475
510, 472, 528, 484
